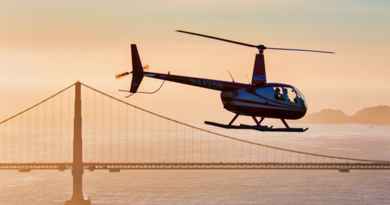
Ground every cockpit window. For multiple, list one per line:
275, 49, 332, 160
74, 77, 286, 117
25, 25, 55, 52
272, 86, 305, 106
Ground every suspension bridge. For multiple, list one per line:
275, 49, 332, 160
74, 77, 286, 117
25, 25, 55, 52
0, 81, 389, 205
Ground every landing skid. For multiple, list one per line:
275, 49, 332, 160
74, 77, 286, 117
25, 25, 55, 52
204, 115, 308, 133
204, 121, 308, 132
239, 124, 308, 132
205, 121, 270, 130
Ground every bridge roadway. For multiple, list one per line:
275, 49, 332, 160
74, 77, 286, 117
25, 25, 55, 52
1, 162, 390, 171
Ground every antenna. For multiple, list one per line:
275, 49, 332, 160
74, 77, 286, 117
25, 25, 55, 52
227, 70, 235, 83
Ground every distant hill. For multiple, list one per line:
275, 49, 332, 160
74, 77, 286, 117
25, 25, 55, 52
303, 106, 390, 124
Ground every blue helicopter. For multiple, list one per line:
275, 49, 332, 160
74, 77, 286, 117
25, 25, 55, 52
116, 30, 334, 132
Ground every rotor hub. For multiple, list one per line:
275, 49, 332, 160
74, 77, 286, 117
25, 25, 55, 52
256, 45, 267, 53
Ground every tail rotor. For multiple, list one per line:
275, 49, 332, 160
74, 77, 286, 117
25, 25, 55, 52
115, 44, 145, 93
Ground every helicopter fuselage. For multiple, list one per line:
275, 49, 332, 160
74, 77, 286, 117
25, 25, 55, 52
142, 72, 307, 120
221, 83, 307, 120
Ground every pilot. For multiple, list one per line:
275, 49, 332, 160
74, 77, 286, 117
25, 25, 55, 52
294, 95, 303, 106
292, 90, 302, 105
274, 87, 282, 100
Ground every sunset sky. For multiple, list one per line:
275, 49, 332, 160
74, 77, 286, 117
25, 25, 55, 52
1, 0, 390, 123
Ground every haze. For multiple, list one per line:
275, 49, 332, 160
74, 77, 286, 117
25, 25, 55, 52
2, 0, 390, 123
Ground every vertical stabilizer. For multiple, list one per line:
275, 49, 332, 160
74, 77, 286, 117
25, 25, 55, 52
130, 44, 144, 93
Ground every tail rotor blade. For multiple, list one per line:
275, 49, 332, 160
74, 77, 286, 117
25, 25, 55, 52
115, 72, 130, 79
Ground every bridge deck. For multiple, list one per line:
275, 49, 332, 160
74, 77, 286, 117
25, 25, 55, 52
1, 162, 390, 170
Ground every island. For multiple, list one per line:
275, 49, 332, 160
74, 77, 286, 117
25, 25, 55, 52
302, 105, 390, 124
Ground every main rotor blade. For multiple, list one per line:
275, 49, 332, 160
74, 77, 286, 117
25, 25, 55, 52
176, 30, 335, 54
266, 47, 335, 54
176, 30, 258, 48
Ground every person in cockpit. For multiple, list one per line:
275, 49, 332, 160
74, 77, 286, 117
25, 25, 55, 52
274, 87, 282, 100
293, 90, 303, 106
282, 87, 290, 103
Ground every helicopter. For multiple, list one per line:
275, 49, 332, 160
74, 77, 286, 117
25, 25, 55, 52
116, 30, 334, 132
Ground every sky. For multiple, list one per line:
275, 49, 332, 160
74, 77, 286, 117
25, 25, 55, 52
1, 0, 390, 123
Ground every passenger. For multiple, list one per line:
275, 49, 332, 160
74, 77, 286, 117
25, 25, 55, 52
274, 87, 282, 100
282, 88, 290, 102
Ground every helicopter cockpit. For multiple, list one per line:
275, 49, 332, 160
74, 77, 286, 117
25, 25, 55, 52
256, 84, 306, 107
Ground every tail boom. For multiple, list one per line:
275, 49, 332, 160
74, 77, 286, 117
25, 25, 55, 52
128, 44, 249, 93
144, 72, 248, 91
